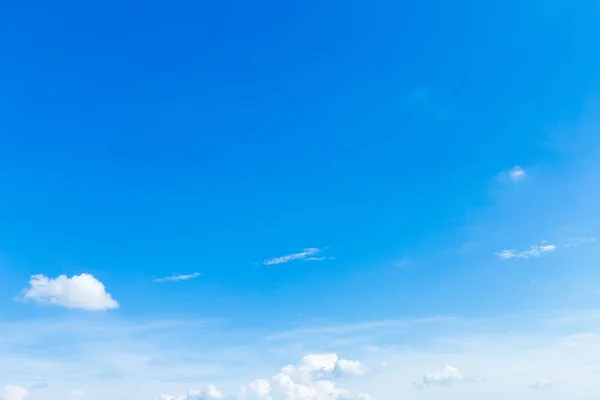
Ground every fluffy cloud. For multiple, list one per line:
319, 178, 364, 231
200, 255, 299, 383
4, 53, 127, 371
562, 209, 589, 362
244, 379, 272, 400
283, 353, 337, 377
160, 386, 224, 400
509, 166, 526, 181
272, 373, 349, 400
335, 359, 368, 377
1, 386, 29, 400
414, 365, 464, 387
70, 389, 84, 396
495, 243, 556, 260
281, 354, 369, 381
262, 249, 333, 266
240, 354, 373, 400
20, 273, 119, 311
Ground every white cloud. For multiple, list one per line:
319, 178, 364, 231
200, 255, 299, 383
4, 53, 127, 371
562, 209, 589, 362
239, 354, 372, 400
247, 379, 272, 400
414, 365, 464, 387
509, 166, 526, 181
335, 359, 368, 377
161, 385, 224, 400
280, 353, 369, 380
70, 389, 84, 397
262, 248, 333, 266
1, 386, 29, 400
281, 353, 338, 383
564, 237, 596, 247
153, 272, 202, 282
297, 353, 338, 374
495, 243, 556, 260
272, 372, 349, 400
19, 273, 119, 311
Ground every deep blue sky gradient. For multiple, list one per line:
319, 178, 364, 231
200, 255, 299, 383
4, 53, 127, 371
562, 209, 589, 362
1, 0, 600, 327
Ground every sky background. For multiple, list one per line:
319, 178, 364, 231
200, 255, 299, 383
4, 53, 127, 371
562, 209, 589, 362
1, 0, 600, 399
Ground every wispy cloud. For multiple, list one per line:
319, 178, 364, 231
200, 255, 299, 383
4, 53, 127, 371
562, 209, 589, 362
265, 316, 456, 341
153, 272, 202, 283
509, 166, 526, 181
495, 243, 556, 260
563, 237, 596, 248
413, 365, 465, 387
262, 248, 333, 266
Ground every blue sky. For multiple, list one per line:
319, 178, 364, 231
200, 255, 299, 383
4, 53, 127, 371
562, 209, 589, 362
1, 1, 600, 399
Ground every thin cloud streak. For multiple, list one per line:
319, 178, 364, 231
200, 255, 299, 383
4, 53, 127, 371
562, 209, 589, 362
153, 272, 202, 283
495, 244, 556, 260
262, 248, 333, 266
266, 316, 457, 341
563, 237, 596, 247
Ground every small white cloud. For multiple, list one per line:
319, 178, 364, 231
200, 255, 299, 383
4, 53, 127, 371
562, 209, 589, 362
1, 386, 29, 400
509, 166, 526, 181
357, 395, 374, 400
247, 380, 272, 400
161, 385, 224, 400
153, 272, 202, 283
19, 273, 119, 311
495, 244, 556, 260
70, 389, 84, 396
564, 237, 596, 248
272, 372, 349, 400
530, 381, 555, 390
414, 365, 464, 387
281, 353, 338, 380
262, 248, 333, 266
335, 359, 368, 377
